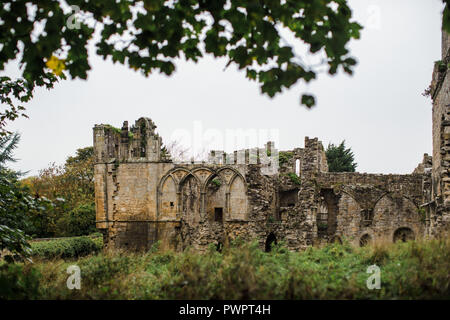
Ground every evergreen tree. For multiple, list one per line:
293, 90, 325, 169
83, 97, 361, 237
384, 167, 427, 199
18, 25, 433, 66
325, 141, 357, 172
0, 133, 20, 172
0, 133, 33, 261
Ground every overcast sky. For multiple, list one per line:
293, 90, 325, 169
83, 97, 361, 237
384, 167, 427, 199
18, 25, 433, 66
3, 0, 446, 176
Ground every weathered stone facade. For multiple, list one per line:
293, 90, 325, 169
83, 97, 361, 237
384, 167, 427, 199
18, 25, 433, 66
93, 118, 432, 252
428, 29, 450, 237
93, 29, 450, 252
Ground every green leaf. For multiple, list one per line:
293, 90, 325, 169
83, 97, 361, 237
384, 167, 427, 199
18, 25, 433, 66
301, 94, 315, 108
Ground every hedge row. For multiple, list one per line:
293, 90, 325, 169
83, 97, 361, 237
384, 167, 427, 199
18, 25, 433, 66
30, 236, 103, 259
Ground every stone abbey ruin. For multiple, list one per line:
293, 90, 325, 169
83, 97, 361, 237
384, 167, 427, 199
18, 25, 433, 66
93, 30, 450, 252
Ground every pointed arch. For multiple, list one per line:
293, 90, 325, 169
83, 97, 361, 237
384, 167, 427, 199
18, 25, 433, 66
204, 173, 227, 222
372, 192, 391, 208
335, 191, 361, 238
373, 193, 420, 223
203, 171, 220, 192
165, 167, 190, 185
178, 172, 201, 193
216, 166, 246, 187
190, 167, 215, 192
227, 171, 247, 193
158, 175, 178, 220
179, 173, 201, 224
338, 190, 362, 215
228, 173, 248, 220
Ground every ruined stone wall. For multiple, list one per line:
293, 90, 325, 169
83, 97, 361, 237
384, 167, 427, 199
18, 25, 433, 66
94, 117, 431, 252
312, 172, 426, 245
429, 29, 450, 236
93, 29, 450, 250
95, 161, 256, 251
93, 120, 331, 252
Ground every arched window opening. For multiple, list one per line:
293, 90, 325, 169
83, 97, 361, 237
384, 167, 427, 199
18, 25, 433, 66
181, 175, 200, 224
295, 159, 301, 176
160, 176, 177, 219
359, 234, 371, 247
393, 227, 415, 243
317, 198, 329, 238
265, 233, 277, 252
229, 175, 247, 220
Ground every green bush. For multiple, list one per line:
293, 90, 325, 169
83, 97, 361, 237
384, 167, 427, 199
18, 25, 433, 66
278, 151, 293, 165
0, 263, 40, 299
78, 254, 131, 286
56, 202, 96, 237
287, 173, 301, 185
1, 237, 449, 299
30, 236, 102, 259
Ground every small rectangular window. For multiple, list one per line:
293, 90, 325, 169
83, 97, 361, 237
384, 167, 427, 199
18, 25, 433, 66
214, 207, 223, 222
170, 202, 174, 207
280, 189, 298, 207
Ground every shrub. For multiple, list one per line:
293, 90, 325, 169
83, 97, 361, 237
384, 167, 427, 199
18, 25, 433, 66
0, 263, 40, 299
287, 173, 301, 185
30, 236, 102, 259
56, 202, 96, 236
78, 253, 130, 286
278, 152, 293, 165
1, 237, 450, 299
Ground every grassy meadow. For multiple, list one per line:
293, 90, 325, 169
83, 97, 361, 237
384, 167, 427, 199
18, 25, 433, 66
1, 236, 449, 300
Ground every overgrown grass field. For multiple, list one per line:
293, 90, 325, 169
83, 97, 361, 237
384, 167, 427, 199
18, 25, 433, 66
1, 237, 449, 299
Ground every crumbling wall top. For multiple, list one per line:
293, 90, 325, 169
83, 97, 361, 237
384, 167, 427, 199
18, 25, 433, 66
93, 117, 162, 163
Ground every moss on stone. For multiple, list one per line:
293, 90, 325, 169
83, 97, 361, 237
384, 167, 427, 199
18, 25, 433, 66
279, 151, 293, 165
287, 172, 301, 185
212, 178, 221, 187
103, 124, 121, 135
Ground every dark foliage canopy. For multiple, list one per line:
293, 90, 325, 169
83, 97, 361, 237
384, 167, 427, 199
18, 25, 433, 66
0, 133, 35, 261
325, 140, 357, 172
1, 1, 449, 135
0, 0, 367, 134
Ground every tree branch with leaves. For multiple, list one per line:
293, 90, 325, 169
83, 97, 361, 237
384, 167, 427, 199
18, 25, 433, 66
0, 0, 366, 134
1, 0, 449, 135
